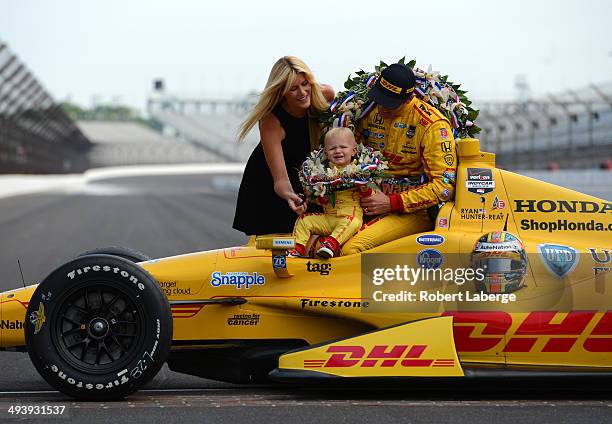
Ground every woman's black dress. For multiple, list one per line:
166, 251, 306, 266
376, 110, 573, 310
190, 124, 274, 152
233, 104, 319, 235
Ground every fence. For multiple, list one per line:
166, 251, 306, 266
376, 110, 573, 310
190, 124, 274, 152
0, 40, 91, 173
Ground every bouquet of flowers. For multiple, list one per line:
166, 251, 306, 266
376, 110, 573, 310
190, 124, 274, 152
299, 144, 388, 207
319, 57, 481, 139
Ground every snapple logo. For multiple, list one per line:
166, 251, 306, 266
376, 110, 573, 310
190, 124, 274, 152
210, 271, 265, 289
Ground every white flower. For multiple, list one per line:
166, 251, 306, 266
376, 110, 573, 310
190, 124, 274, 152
425, 64, 441, 82
313, 182, 326, 197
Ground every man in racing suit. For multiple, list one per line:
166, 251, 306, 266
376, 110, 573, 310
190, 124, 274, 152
342, 63, 457, 255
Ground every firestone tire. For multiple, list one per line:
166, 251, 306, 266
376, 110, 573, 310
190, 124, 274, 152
25, 254, 172, 401
78, 246, 151, 263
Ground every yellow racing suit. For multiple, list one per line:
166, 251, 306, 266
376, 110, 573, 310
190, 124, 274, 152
294, 188, 363, 248
342, 96, 457, 255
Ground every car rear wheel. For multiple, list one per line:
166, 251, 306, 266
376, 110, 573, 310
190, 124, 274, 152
25, 254, 171, 400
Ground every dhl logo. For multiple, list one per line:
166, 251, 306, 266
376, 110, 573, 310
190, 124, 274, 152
444, 310, 612, 353
303, 344, 454, 368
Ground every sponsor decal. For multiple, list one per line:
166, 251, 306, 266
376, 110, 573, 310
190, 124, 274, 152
374, 113, 384, 125
368, 122, 385, 131
460, 208, 503, 221
513, 200, 612, 214
441, 141, 452, 153
440, 128, 449, 140
417, 249, 444, 269
443, 171, 456, 183
492, 195, 506, 210
210, 271, 265, 289
466, 168, 495, 195
272, 238, 294, 248
29, 302, 46, 335
475, 241, 520, 252
520, 219, 611, 232
406, 125, 416, 138
419, 103, 432, 116
300, 298, 368, 309
443, 310, 612, 353
227, 313, 260, 326
444, 154, 454, 166
379, 142, 385, 149
394, 122, 407, 129
51, 364, 130, 389
419, 118, 429, 127
438, 217, 448, 228
588, 248, 611, 275
380, 78, 402, 94
273, 254, 286, 269
401, 143, 417, 154
440, 189, 451, 200
537, 244, 579, 278
1, 320, 24, 330
158, 281, 191, 295
306, 261, 331, 275
416, 234, 445, 246
67, 265, 145, 291
370, 131, 385, 140
406, 200, 435, 209
303, 344, 453, 369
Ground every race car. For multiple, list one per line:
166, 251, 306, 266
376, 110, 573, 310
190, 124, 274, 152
0, 138, 610, 400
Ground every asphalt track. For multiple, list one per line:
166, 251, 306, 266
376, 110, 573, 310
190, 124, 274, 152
0, 173, 610, 423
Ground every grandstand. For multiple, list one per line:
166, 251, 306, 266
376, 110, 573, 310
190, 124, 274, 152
477, 82, 612, 169
78, 121, 226, 167
148, 95, 258, 163
0, 39, 90, 173
149, 83, 612, 170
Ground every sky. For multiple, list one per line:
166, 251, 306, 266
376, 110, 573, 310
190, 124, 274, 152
1, 0, 611, 112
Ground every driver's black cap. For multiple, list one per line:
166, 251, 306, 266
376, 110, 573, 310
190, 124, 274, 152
368, 63, 416, 109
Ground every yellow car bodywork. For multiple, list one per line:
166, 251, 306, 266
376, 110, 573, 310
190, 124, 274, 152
1, 139, 610, 380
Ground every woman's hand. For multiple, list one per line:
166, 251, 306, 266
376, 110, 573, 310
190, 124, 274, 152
274, 180, 305, 214
287, 192, 306, 214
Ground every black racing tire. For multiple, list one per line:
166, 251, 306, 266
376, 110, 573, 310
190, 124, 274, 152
78, 246, 150, 263
25, 254, 172, 401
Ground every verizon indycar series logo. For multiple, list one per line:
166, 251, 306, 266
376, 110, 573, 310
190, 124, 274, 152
466, 168, 495, 195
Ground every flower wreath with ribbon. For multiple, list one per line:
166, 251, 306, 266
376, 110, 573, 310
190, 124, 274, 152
299, 143, 388, 207
318, 57, 481, 139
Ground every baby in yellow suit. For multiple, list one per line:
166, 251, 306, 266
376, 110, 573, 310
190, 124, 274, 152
292, 127, 370, 259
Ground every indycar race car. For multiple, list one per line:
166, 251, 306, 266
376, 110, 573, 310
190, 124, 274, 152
0, 138, 610, 400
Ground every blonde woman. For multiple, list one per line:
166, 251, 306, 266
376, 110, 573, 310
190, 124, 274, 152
233, 56, 334, 235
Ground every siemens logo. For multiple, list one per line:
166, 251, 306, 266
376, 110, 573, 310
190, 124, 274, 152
514, 200, 612, 214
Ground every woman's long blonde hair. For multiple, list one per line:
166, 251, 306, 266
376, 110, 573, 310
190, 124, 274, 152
238, 56, 329, 149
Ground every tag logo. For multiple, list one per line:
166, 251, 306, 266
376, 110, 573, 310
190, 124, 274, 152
537, 244, 579, 278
